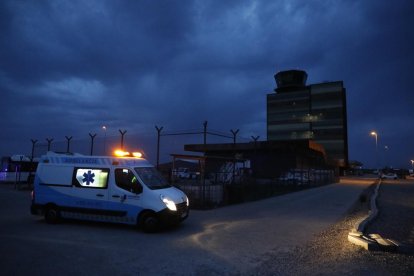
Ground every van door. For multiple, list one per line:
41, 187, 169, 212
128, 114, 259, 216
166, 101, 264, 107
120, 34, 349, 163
65, 167, 109, 218
108, 168, 143, 224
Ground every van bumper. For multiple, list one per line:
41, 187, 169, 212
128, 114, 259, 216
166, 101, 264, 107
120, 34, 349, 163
157, 204, 189, 225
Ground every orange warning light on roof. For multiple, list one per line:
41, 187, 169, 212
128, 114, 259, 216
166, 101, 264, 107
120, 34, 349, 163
114, 150, 130, 157
132, 152, 142, 158
114, 150, 143, 158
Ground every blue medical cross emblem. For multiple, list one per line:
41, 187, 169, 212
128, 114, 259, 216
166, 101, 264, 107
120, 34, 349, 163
82, 170, 95, 185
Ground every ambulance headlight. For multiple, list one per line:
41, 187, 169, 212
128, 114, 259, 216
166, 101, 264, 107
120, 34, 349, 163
160, 195, 177, 211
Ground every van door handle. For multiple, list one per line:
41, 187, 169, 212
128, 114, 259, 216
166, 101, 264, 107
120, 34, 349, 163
112, 195, 120, 198
96, 194, 104, 197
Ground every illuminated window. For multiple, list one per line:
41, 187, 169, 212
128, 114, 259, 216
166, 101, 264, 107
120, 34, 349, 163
73, 168, 109, 189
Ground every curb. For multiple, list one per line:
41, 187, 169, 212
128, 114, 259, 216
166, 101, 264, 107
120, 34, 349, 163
355, 180, 381, 233
347, 179, 414, 254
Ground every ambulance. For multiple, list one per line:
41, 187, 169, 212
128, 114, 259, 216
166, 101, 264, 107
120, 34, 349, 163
31, 151, 189, 232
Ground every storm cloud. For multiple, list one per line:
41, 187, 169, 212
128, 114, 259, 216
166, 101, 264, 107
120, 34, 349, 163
1, 0, 413, 167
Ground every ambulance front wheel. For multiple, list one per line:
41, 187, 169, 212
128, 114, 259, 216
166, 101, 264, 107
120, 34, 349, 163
45, 205, 60, 224
139, 212, 159, 233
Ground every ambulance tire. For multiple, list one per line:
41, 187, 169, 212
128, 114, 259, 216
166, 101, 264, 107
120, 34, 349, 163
139, 211, 159, 233
45, 204, 60, 224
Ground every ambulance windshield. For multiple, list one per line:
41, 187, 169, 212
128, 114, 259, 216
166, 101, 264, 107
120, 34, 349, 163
134, 167, 171, 190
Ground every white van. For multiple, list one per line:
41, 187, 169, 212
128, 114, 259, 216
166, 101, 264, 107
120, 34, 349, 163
31, 151, 189, 232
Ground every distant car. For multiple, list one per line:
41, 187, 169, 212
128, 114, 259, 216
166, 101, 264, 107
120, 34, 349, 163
380, 173, 398, 180
172, 168, 199, 179
177, 168, 190, 179
278, 172, 309, 185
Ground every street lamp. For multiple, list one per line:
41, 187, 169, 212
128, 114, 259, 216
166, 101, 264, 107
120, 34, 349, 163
370, 131, 378, 171
102, 126, 107, 155
370, 131, 378, 145
384, 145, 389, 168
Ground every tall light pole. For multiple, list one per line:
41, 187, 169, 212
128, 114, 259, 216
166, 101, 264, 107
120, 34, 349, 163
370, 131, 378, 171
102, 126, 107, 155
384, 145, 389, 168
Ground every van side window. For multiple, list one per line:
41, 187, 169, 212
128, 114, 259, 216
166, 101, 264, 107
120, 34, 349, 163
115, 168, 142, 194
72, 168, 109, 189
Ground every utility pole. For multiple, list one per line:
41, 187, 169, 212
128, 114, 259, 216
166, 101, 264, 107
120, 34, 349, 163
155, 126, 163, 169
65, 136, 72, 153
119, 129, 127, 150
230, 129, 239, 184
46, 138, 53, 152
230, 129, 239, 145
203, 121, 208, 146
251, 135, 260, 152
89, 133, 97, 156
30, 139, 38, 161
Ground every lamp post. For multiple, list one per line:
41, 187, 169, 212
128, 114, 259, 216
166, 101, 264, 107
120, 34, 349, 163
370, 131, 378, 171
384, 145, 389, 168
102, 126, 107, 155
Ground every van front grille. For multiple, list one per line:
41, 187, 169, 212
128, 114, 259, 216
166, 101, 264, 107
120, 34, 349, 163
176, 202, 188, 215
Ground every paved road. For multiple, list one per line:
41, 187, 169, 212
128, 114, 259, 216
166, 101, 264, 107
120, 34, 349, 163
0, 178, 373, 275
366, 178, 414, 246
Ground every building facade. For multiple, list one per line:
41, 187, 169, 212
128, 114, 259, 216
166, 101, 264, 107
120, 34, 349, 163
267, 70, 348, 168
184, 140, 330, 179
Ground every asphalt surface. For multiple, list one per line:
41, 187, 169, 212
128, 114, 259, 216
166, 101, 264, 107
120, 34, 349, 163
254, 177, 414, 275
366, 178, 414, 247
1, 177, 413, 275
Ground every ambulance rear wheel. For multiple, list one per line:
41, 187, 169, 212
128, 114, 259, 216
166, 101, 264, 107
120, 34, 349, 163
139, 212, 159, 233
45, 205, 60, 224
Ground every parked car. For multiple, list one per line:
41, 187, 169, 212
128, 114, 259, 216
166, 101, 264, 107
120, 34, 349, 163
173, 167, 191, 179
380, 172, 398, 180
278, 171, 309, 185
172, 167, 199, 179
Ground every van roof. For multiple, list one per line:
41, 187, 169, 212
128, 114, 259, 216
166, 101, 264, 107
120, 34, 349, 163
40, 152, 152, 167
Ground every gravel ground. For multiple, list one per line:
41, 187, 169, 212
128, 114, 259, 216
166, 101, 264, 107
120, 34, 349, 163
248, 183, 414, 275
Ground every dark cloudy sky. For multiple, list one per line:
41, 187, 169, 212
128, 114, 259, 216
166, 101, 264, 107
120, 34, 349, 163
1, 0, 413, 168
